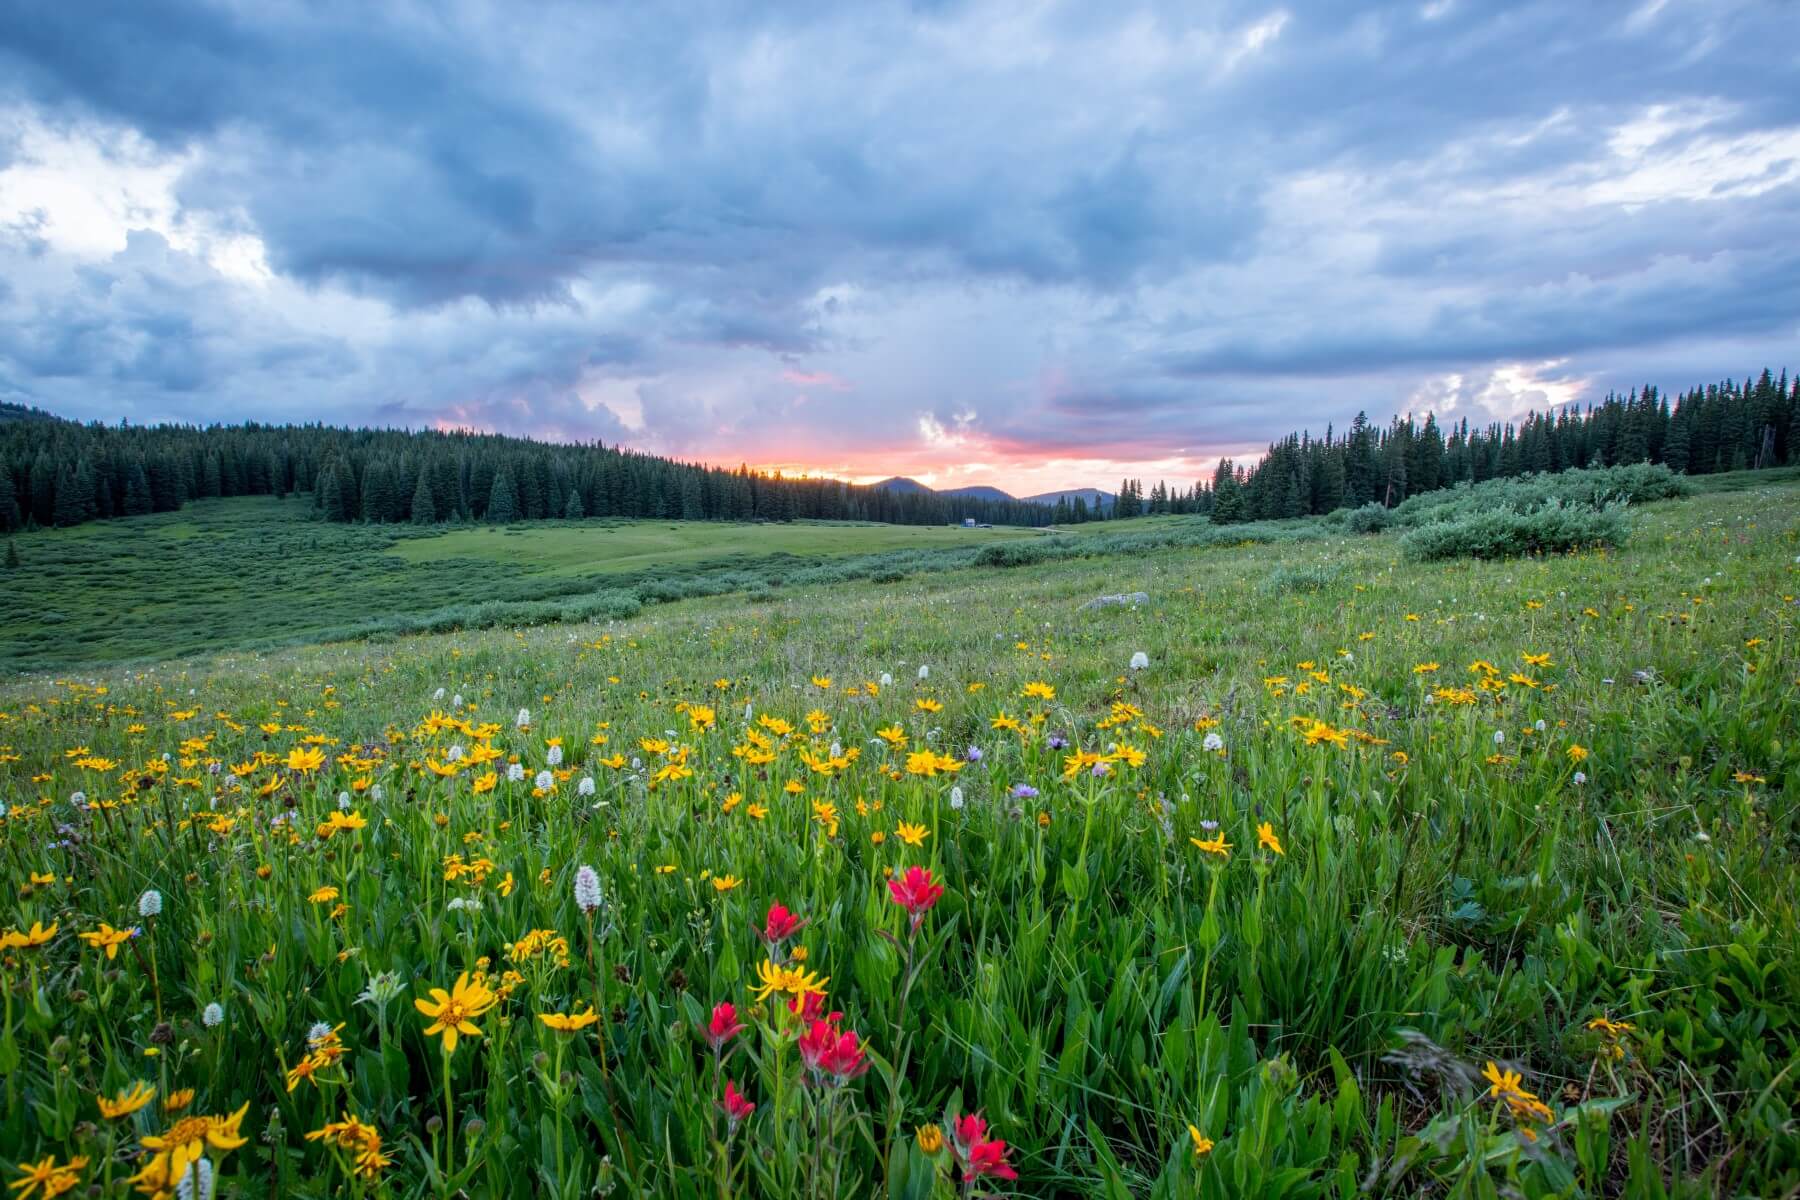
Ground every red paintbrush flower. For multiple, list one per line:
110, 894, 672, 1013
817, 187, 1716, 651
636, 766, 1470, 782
950, 1111, 1017, 1181
719, 1079, 755, 1125
886, 865, 945, 930
758, 901, 807, 947
797, 1018, 870, 1084
786, 991, 841, 1023
705, 1001, 745, 1050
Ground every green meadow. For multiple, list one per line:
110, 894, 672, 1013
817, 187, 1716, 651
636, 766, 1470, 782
0, 470, 1795, 1197
0, 499, 1031, 672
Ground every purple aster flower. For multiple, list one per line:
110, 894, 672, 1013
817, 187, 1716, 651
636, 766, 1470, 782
966, 745, 984, 762
1047, 734, 1069, 750
1011, 783, 1039, 800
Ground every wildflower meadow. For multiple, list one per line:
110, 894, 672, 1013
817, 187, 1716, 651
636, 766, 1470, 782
1, 479, 1796, 1198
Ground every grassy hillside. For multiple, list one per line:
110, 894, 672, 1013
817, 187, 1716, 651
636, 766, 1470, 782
388, 518, 1030, 575
0, 499, 1030, 671
0, 477, 1794, 1196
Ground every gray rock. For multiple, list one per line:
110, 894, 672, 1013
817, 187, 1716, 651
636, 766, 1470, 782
1080, 591, 1149, 611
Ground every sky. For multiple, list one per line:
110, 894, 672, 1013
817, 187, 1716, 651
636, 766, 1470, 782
1, 2, 1797, 496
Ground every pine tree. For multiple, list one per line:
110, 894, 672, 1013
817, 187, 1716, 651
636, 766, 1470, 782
411, 469, 437, 525
123, 462, 154, 516
487, 469, 518, 524
564, 489, 585, 520
0, 469, 17, 532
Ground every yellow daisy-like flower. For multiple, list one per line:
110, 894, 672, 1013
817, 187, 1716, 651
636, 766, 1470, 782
132, 1103, 250, 1195
96, 1080, 156, 1120
413, 972, 498, 1055
1188, 1124, 1214, 1158
749, 958, 829, 1005
712, 875, 743, 893
9, 1154, 88, 1200
77, 923, 133, 960
1189, 833, 1232, 859
894, 821, 930, 848
538, 1007, 601, 1033
1256, 823, 1284, 857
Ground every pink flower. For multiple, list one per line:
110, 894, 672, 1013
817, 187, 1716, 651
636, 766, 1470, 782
797, 1018, 870, 1084
950, 1111, 1017, 1181
720, 1079, 755, 1125
758, 901, 807, 947
886, 865, 945, 930
705, 1001, 745, 1050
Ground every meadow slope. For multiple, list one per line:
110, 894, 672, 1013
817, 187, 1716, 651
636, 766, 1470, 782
0, 480, 1795, 1198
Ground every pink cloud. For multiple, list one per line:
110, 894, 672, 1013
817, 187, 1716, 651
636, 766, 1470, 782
779, 368, 852, 391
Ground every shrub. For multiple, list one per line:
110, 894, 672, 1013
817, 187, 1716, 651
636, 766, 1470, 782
1392, 463, 1687, 529
1345, 502, 1392, 534
1401, 499, 1628, 561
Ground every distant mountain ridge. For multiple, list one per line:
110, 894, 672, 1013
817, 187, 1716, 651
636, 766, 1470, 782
871, 476, 1114, 511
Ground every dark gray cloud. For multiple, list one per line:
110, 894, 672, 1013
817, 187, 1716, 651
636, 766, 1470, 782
0, 0, 1796, 484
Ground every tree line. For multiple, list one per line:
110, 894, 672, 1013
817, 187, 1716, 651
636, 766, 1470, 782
0, 412, 1058, 533
2, 366, 1794, 535
1104, 367, 1797, 523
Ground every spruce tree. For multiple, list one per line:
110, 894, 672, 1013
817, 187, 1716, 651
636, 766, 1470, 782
487, 469, 518, 523
123, 462, 154, 516
411, 469, 437, 524
564, 489, 585, 520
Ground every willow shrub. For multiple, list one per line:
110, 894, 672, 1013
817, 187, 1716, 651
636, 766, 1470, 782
1402, 499, 1629, 561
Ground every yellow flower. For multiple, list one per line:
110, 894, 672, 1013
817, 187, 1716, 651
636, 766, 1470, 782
749, 959, 830, 1004
413, 972, 498, 1055
1021, 681, 1055, 701
1481, 1061, 1524, 1099
1188, 1124, 1214, 1158
132, 1104, 249, 1195
810, 675, 833, 690
712, 875, 743, 893
539, 1007, 600, 1033
1189, 833, 1232, 859
1567, 744, 1589, 762
315, 810, 368, 839
916, 1124, 944, 1153
1522, 652, 1552, 667
96, 1080, 156, 1120
895, 821, 930, 847
0, 921, 58, 951
164, 1088, 195, 1112
1256, 822, 1284, 856
1107, 743, 1147, 768
308, 886, 340, 904
77, 923, 133, 960
285, 745, 327, 773
9, 1154, 87, 1200
305, 1112, 391, 1179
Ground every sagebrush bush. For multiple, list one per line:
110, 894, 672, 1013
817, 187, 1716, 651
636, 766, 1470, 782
1402, 498, 1628, 560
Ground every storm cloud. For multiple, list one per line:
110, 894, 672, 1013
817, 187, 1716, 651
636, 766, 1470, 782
2, 0, 1795, 491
